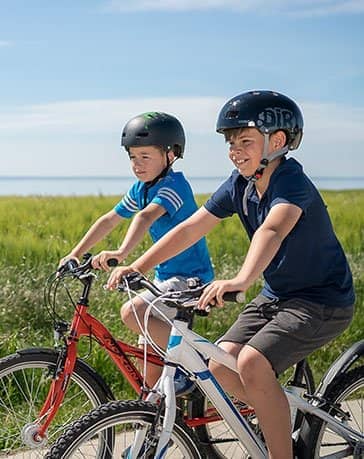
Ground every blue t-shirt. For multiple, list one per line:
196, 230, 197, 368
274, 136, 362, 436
114, 169, 214, 283
205, 158, 354, 307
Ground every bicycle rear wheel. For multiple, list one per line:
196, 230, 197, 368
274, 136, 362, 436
45, 400, 206, 458
191, 360, 315, 459
298, 366, 364, 459
0, 348, 112, 458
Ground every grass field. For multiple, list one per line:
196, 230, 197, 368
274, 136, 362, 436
0, 190, 363, 398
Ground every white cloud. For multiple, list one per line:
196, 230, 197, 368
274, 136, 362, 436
105, 0, 364, 14
1, 96, 363, 142
1, 96, 363, 177
105, 0, 254, 12
284, 0, 364, 16
303, 102, 364, 143
0, 97, 225, 176
0, 97, 225, 135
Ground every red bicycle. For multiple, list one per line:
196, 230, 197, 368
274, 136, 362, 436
0, 254, 314, 458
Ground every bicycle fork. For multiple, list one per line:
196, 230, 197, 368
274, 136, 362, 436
128, 365, 177, 459
22, 344, 77, 448
22, 318, 81, 445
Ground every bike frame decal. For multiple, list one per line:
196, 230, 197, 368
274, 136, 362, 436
167, 335, 182, 349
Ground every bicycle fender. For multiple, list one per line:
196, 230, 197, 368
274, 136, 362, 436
17, 347, 114, 401
316, 340, 364, 396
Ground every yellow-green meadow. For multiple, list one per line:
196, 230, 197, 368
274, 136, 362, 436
0, 191, 363, 397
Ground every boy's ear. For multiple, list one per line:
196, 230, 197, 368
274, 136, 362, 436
271, 131, 287, 150
167, 149, 176, 163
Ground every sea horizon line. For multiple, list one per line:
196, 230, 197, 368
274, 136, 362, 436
1, 175, 364, 180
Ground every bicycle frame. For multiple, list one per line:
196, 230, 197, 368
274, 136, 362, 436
35, 297, 163, 439
285, 389, 364, 446
32, 269, 254, 443
133, 318, 267, 459
130, 317, 364, 459
28, 265, 314, 454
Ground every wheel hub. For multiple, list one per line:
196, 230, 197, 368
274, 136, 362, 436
21, 423, 48, 448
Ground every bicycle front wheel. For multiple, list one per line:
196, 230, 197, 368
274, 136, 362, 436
0, 348, 112, 458
298, 366, 364, 458
45, 400, 205, 458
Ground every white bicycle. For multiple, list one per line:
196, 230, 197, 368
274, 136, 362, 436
45, 273, 364, 458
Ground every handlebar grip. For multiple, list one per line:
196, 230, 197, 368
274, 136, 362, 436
222, 291, 246, 303
196, 291, 245, 316
107, 258, 118, 267
58, 258, 79, 274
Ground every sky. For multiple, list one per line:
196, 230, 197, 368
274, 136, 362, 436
1, 0, 363, 179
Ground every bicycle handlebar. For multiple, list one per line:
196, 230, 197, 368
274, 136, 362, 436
222, 291, 246, 303
58, 254, 119, 278
107, 258, 118, 268
57, 254, 92, 277
118, 272, 246, 311
57, 256, 246, 309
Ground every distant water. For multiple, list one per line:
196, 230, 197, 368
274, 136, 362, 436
0, 176, 363, 196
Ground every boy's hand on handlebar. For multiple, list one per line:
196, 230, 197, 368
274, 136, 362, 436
92, 251, 123, 271
106, 266, 138, 290
198, 279, 245, 309
58, 254, 80, 272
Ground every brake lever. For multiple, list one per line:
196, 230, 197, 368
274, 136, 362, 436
57, 259, 79, 277
117, 272, 147, 292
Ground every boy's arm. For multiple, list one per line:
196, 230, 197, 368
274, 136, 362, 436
118, 203, 166, 258
107, 207, 220, 288
60, 210, 122, 264
235, 202, 302, 287
94, 203, 167, 271
199, 202, 302, 307
134, 206, 219, 272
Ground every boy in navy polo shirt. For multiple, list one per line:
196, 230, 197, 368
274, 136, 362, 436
107, 92, 354, 458
60, 112, 214, 386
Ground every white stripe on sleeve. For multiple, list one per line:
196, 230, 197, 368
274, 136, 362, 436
122, 193, 139, 213
157, 187, 183, 212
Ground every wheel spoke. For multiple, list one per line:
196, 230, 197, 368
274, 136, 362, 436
0, 351, 109, 457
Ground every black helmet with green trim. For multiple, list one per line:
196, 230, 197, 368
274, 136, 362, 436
121, 112, 185, 158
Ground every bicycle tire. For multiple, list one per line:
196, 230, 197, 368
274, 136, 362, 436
297, 365, 364, 459
191, 360, 315, 459
45, 399, 206, 458
0, 348, 113, 458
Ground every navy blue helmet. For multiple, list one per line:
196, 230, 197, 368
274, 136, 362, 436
216, 90, 303, 150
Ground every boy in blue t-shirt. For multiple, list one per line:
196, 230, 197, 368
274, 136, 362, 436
60, 112, 214, 385
107, 92, 354, 459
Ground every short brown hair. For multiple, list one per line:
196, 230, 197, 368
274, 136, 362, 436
223, 127, 288, 147
222, 127, 247, 143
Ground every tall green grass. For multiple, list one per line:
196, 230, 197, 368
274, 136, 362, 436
0, 191, 363, 395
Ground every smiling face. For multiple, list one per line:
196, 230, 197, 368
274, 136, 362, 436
226, 128, 286, 177
128, 146, 174, 182
227, 128, 266, 176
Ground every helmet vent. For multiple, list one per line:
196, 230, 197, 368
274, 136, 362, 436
226, 110, 239, 119
136, 132, 149, 138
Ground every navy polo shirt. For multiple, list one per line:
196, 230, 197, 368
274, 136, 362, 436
205, 158, 355, 307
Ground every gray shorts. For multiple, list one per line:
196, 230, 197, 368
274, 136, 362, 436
217, 294, 354, 375
137, 276, 191, 345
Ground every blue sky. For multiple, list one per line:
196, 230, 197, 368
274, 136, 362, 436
1, 0, 363, 178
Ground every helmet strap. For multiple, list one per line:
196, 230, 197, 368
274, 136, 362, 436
142, 151, 176, 208
242, 134, 288, 216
